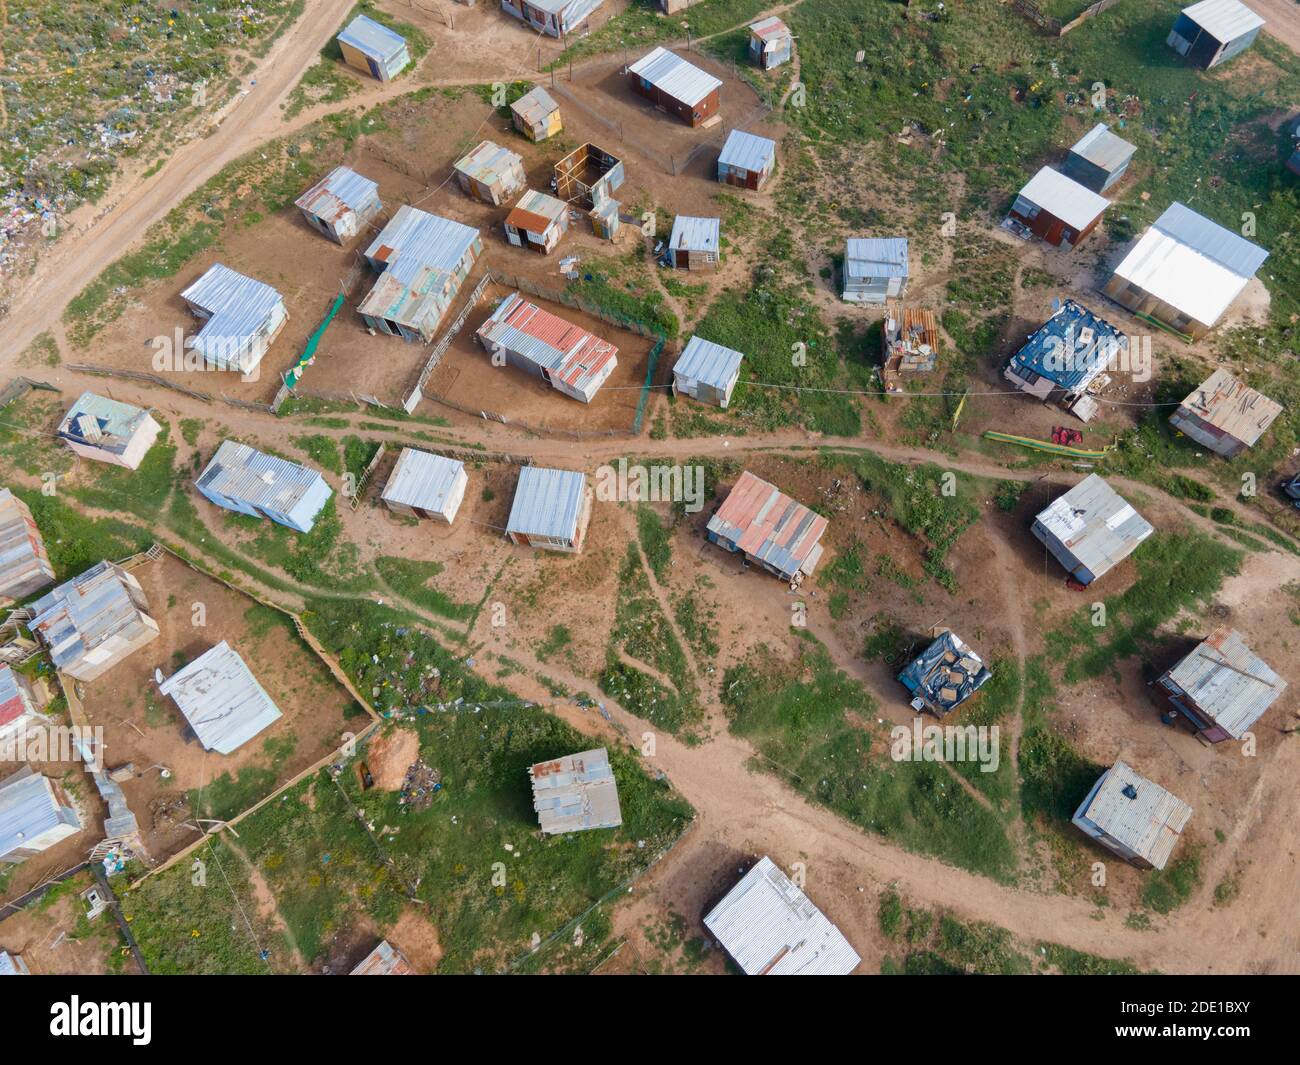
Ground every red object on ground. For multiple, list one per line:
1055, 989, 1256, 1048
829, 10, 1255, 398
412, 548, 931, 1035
1065, 577, 1089, 592
1051, 426, 1083, 446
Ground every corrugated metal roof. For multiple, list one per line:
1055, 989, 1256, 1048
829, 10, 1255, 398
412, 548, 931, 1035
749, 16, 792, 40
898, 630, 993, 717
0, 950, 27, 975
0, 769, 79, 858
294, 166, 380, 225
628, 47, 722, 107
1069, 123, 1137, 172
1161, 627, 1285, 738
180, 263, 284, 362
29, 561, 156, 675
360, 205, 480, 327
845, 237, 909, 279
1173, 368, 1282, 448
0, 664, 34, 730
1111, 202, 1268, 327
1007, 299, 1127, 392
478, 292, 618, 397
159, 641, 282, 755
506, 466, 587, 542
57, 392, 155, 458
707, 471, 828, 580
718, 129, 776, 174
704, 856, 861, 975
520, 0, 592, 17
1017, 166, 1110, 229
511, 86, 560, 126
350, 940, 416, 975
505, 189, 568, 231
453, 140, 524, 186
0, 488, 53, 598
1074, 761, 1192, 870
669, 215, 720, 253
337, 13, 408, 61
1180, 0, 1264, 41
1034, 474, 1153, 581
528, 747, 622, 834
675, 335, 744, 392
196, 440, 331, 518
381, 448, 466, 514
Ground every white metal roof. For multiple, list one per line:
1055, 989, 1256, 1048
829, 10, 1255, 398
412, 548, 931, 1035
381, 448, 466, 514
674, 335, 744, 391
846, 237, 909, 279
338, 14, 408, 62
718, 129, 776, 174
0, 769, 79, 858
704, 856, 861, 975
669, 215, 720, 253
1180, 0, 1264, 41
506, 466, 587, 542
528, 747, 622, 834
1017, 166, 1110, 229
196, 440, 330, 518
1162, 627, 1285, 738
159, 641, 283, 755
180, 264, 284, 362
29, 561, 156, 674
628, 47, 722, 107
294, 166, 380, 223
1074, 761, 1192, 870
1111, 202, 1268, 328
1069, 123, 1137, 172
1034, 474, 1153, 580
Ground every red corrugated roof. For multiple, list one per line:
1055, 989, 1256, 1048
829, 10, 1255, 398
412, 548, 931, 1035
495, 297, 618, 389
714, 471, 827, 563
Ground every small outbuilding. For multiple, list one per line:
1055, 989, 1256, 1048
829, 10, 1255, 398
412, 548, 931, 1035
627, 47, 722, 127
898, 629, 993, 718
673, 335, 744, 409
704, 856, 861, 975
1062, 123, 1136, 194
350, 940, 416, 975
881, 305, 939, 387
505, 466, 592, 552
748, 16, 793, 70
453, 141, 526, 206
0, 488, 55, 602
1004, 166, 1108, 247
503, 189, 570, 254
159, 642, 282, 755
337, 14, 411, 82
380, 448, 468, 523
666, 215, 720, 271
1167, 0, 1264, 69
1104, 202, 1268, 337
510, 86, 563, 142
1003, 299, 1127, 422
501, 0, 606, 39
1072, 761, 1192, 870
1031, 474, 1153, 586
294, 166, 383, 244
707, 471, 828, 586
56, 392, 161, 471
1156, 628, 1285, 743
528, 747, 622, 835
842, 237, 908, 303
180, 263, 288, 375
476, 292, 618, 403
1168, 368, 1282, 458
195, 440, 333, 534
717, 129, 777, 191
0, 768, 81, 864
29, 561, 160, 682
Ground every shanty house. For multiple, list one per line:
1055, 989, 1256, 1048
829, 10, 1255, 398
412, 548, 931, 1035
707, 471, 828, 585
360, 206, 483, 341
528, 747, 622, 834
1156, 628, 1285, 743
350, 940, 416, 975
1032, 474, 1153, 585
1103, 202, 1268, 338
1072, 762, 1192, 870
0, 768, 80, 864
1167, 0, 1264, 69
337, 14, 411, 82
1003, 299, 1127, 422
1005, 167, 1108, 247
159, 641, 283, 755
555, 143, 624, 238
29, 561, 159, 682
748, 16, 793, 70
511, 86, 563, 142
195, 441, 332, 533
0, 489, 54, 602
628, 48, 722, 127
0, 951, 30, 975
673, 335, 744, 409
503, 190, 570, 254
180, 263, 288, 375
717, 129, 777, 191
898, 630, 993, 718
666, 215, 720, 271
1169, 368, 1282, 458
380, 448, 468, 523
882, 306, 939, 387
1062, 123, 1136, 194
0, 663, 39, 748
842, 237, 908, 303
453, 141, 526, 206
505, 466, 591, 552
501, 0, 605, 39
295, 166, 382, 244
704, 856, 861, 975
477, 292, 618, 403
56, 392, 161, 471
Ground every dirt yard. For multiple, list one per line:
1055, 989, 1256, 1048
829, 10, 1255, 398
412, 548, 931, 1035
0, 869, 134, 976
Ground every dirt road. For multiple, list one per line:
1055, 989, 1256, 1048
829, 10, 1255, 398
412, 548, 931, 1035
1253, 0, 1300, 54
